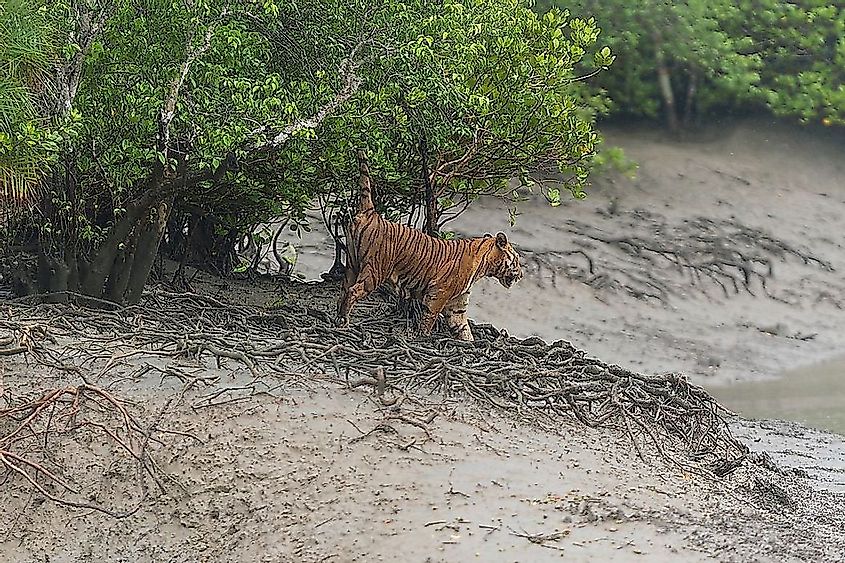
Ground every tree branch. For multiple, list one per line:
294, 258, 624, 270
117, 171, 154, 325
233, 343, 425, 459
158, 15, 225, 160
54, 1, 115, 114
247, 44, 365, 153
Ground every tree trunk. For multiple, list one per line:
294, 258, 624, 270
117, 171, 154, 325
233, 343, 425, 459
36, 251, 70, 302
162, 211, 189, 259
28, 186, 170, 306
418, 134, 439, 236
328, 239, 346, 280
10, 265, 37, 296
66, 243, 81, 293
187, 215, 239, 276
82, 186, 163, 296
322, 221, 347, 281
126, 200, 171, 304
653, 34, 679, 133
104, 223, 141, 303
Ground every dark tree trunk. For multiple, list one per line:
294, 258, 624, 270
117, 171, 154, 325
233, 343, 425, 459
36, 251, 70, 302
162, 211, 189, 259
322, 221, 347, 281
10, 263, 37, 296
27, 185, 172, 306
187, 215, 239, 276
103, 224, 140, 303
82, 185, 163, 298
327, 239, 346, 281
66, 243, 81, 293
418, 133, 439, 236
127, 200, 171, 303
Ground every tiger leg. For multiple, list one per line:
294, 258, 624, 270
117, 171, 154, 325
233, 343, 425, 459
443, 292, 473, 341
335, 265, 359, 327
418, 290, 451, 337
337, 264, 381, 327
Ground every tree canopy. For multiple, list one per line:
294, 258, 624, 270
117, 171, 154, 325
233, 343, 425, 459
536, 0, 844, 129
738, 0, 844, 126
0, 0, 612, 303
0, 0, 64, 204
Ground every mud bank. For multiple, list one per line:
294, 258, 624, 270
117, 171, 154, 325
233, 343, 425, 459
6, 388, 844, 562
3, 275, 844, 561
2, 117, 845, 561
277, 117, 845, 433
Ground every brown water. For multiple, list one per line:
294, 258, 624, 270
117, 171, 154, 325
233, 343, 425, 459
707, 356, 845, 436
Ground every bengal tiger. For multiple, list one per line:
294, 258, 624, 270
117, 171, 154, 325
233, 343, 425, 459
337, 150, 523, 340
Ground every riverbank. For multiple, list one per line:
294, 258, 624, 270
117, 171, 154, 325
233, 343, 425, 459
1, 282, 843, 562
2, 116, 844, 561
464, 116, 845, 387
278, 116, 845, 429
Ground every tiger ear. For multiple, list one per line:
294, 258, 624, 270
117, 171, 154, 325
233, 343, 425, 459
483, 232, 493, 238
495, 232, 508, 249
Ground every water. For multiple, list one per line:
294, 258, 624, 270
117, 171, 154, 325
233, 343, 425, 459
707, 356, 845, 436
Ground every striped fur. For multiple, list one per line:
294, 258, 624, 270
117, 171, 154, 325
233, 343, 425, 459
337, 150, 523, 340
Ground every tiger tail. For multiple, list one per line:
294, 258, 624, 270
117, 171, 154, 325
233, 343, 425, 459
355, 150, 374, 215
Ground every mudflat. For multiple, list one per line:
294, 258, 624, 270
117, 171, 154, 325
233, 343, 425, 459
2, 117, 844, 561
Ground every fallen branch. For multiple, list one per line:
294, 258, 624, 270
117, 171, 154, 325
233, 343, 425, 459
510, 527, 570, 551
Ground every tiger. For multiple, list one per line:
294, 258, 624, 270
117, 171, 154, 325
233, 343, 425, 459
336, 150, 523, 341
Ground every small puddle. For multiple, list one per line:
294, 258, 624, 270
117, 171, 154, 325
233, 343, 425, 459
706, 356, 845, 436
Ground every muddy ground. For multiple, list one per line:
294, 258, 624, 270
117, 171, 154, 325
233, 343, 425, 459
285, 117, 845, 387
1, 280, 844, 562
2, 117, 845, 561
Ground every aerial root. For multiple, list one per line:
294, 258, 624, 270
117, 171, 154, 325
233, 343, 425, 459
522, 212, 836, 304
2, 285, 749, 484
0, 383, 168, 517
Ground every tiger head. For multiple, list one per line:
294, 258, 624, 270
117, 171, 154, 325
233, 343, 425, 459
484, 232, 523, 288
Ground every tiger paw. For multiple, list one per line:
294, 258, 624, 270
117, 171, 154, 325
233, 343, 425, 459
456, 331, 475, 342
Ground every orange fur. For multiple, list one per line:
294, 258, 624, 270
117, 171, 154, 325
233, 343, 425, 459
337, 151, 523, 340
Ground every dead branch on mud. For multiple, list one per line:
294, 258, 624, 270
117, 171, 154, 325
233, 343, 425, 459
0, 285, 749, 478
0, 320, 52, 356
510, 527, 570, 551
521, 211, 836, 304
0, 384, 165, 517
